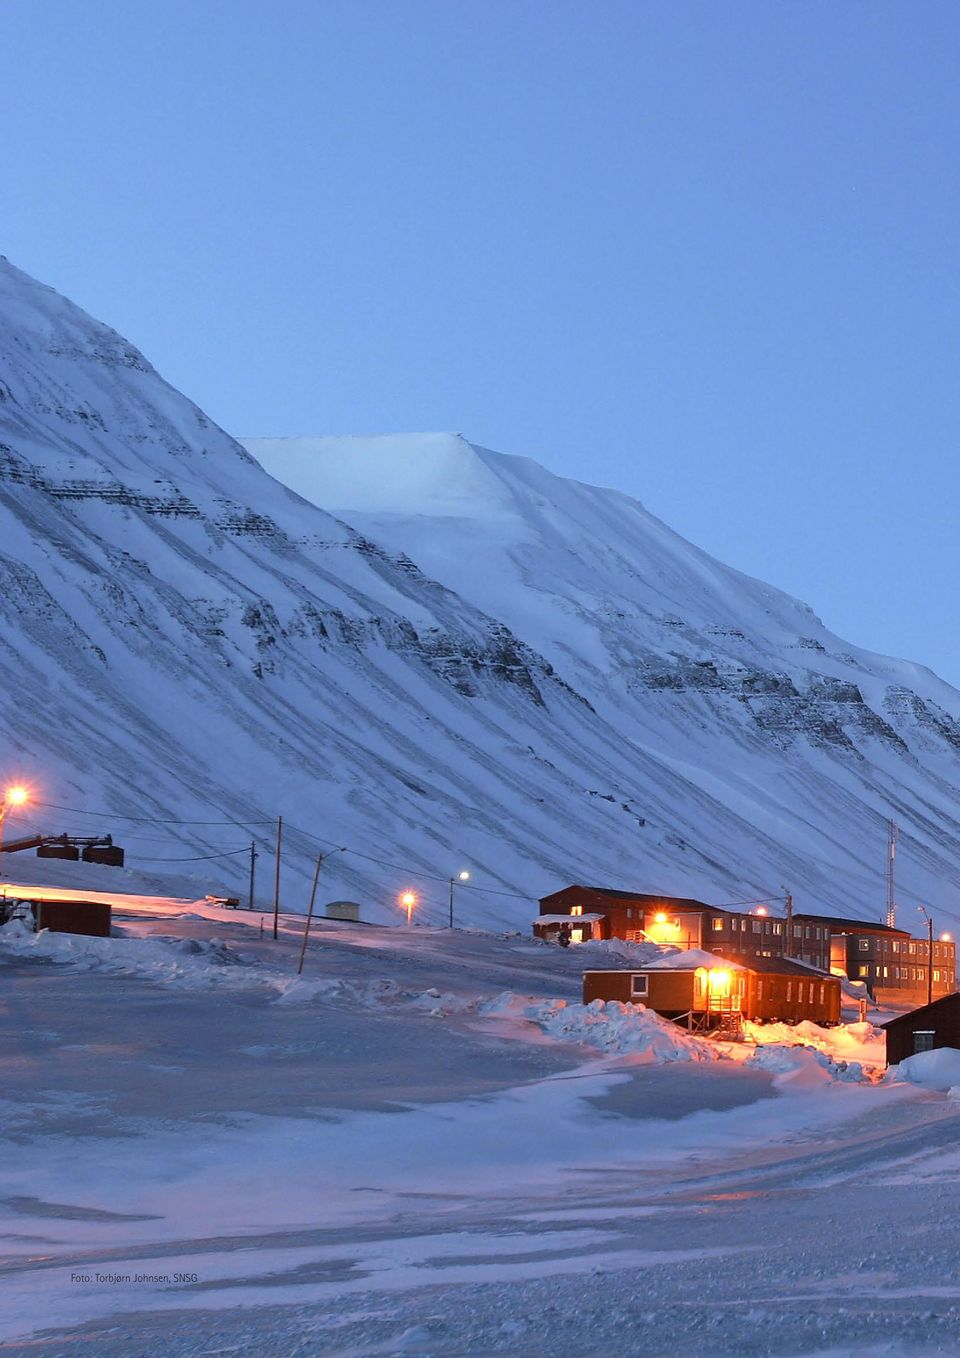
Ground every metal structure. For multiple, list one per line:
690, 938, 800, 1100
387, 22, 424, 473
0, 832, 124, 866
887, 819, 900, 929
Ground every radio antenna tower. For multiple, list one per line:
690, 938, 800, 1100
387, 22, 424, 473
886, 819, 899, 929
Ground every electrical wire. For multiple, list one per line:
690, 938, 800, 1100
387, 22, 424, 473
133, 847, 253, 863
35, 801, 275, 827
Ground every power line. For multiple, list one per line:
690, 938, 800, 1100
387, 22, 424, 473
35, 801, 275, 827
133, 847, 253, 863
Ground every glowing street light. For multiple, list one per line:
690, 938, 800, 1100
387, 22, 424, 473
400, 890, 417, 925
0, 785, 30, 885
448, 870, 471, 929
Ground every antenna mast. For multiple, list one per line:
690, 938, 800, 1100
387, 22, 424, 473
886, 819, 899, 929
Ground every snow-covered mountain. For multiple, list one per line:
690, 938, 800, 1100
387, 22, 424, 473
2, 253, 960, 929
241, 433, 960, 927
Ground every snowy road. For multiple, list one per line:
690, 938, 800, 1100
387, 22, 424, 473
1, 905, 956, 1357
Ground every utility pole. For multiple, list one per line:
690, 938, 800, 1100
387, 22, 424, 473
783, 888, 794, 957
919, 905, 934, 1006
297, 851, 324, 975
247, 840, 258, 911
297, 846, 347, 974
886, 820, 899, 929
272, 815, 282, 941
448, 870, 470, 929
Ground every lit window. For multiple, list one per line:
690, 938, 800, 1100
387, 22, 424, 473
712, 918, 724, 931
786, 981, 793, 1001
570, 906, 583, 916
858, 966, 869, 978
934, 970, 942, 983
892, 941, 900, 953
773, 922, 782, 935
631, 974, 648, 997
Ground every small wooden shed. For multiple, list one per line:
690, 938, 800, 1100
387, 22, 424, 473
31, 898, 112, 938
584, 949, 840, 1028
883, 992, 960, 1066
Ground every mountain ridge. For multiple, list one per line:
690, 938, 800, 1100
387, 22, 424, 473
1, 253, 959, 928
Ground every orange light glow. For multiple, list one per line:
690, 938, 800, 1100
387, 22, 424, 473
755, 906, 768, 916
941, 932, 953, 943
708, 968, 731, 995
399, 890, 417, 924
5, 786, 28, 806
654, 912, 668, 924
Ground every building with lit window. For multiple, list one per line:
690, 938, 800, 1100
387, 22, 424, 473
583, 950, 841, 1029
535, 886, 830, 969
797, 914, 958, 1006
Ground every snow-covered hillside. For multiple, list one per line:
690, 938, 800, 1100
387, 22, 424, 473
3, 250, 960, 927
243, 433, 960, 926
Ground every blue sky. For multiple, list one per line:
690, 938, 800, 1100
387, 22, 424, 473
4, 1, 959, 681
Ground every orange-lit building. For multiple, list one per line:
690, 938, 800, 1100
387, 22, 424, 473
535, 885, 831, 969
583, 950, 842, 1029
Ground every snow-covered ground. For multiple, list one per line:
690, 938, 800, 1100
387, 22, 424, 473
3, 892, 960, 1357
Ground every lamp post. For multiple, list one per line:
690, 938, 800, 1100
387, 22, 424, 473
0, 786, 29, 886
448, 870, 470, 929
297, 846, 347, 975
919, 905, 934, 1005
399, 890, 417, 925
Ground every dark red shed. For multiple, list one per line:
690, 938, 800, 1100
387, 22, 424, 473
883, 992, 960, 1067
31, 898, 112, 937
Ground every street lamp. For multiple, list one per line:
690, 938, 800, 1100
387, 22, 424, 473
448, 870, 470, 929
400, 890, 417, 925
0, 785, 29, 887
918, 905, 934, 1005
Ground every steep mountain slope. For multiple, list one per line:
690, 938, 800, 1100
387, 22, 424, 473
243, 433, 960, 928
0, 257, 801, 925
3, 252, 959, 928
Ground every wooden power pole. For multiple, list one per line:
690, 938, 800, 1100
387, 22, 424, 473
272, 815, 282, 940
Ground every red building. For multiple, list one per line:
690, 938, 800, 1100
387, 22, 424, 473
536, 885, 831, 970
584, 950, 841, 1029
796, 914, 958, 1007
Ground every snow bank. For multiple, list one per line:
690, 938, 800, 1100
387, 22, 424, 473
889, 1047, 960, 1094
742, 1018, 885, 1069
745, 1044, 866, 1087
0, 918, 257, 990
479, 993, 716, 1063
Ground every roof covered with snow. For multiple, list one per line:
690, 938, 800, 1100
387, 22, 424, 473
643, 948, 748, 972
